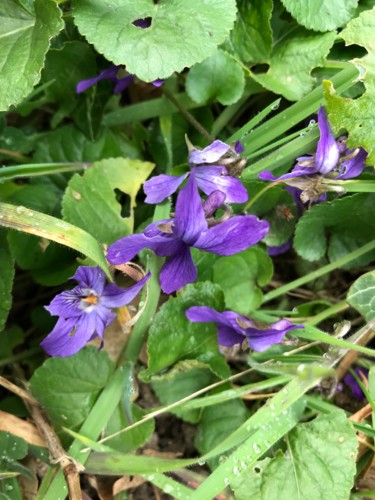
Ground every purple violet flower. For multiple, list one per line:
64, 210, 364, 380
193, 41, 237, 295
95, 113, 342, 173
259, 107, 367, 183
185, 306, 303, 351
41, 266, 150, 358
144, 140, 248, 204
267, 240, 292, 256
343, 367, 368, 399
76, 65, 134, 95
107, 176, 269, 294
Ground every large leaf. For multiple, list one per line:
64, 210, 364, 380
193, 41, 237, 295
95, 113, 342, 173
227, 0, 272, 63
186, 49, 245, 105
213, 247, 273, 315
0, 0, 63, 110
30, 347, 114, 430
280, 0, 359, 32
62, 157, 154, 244
72, 0, 237, 81
324, 7, 375, 163
231, 410, 357, 500
0, 230, 14, 332
252, 27, 336, 100
141, 282, 230, 380
294, 193, 375, 266
347, 270, 375, 321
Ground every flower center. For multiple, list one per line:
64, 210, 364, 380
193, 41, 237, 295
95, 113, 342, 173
82, 294, 99, 305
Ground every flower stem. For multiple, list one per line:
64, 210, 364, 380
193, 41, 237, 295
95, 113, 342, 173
162, 88, 214, 142
0, 162, 90, 182
262, 239, 375, 303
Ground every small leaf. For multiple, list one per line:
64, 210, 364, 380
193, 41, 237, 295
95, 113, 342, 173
30, 347, 115, 430
280, 0, 359, 32
0, 202, 110, 277
152, 360, 216, 423
141, 282, 229, 380
294, 193, 375, 266
324, 7, 375, 164
227, 0, 272, 63
186, 49, 245, 105
0, 0, 63, 110
252, 28, 336, 100
62, 158, 154, 244
213, 247, 273, 315
347, 270, 375, 321
231, 410, 358, 500
0, 432, 28, 464
0, 230, 14, 332
72, 0, 237, 81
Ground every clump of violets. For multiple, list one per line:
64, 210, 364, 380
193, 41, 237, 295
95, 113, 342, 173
259, 107, 367, 204
143, 138, 248, 204
185, 306, 303, 351
41, 266, 150, 357
107, 175, 269, 294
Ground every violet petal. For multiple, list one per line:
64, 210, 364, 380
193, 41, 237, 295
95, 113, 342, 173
245, 319, 302, 352
101, 272, 150, 308
144, 173, 188, 204
159, 244, 197, 293
72, 266, 107, 294
174, 175, 207, 245
194, 215, 269, 256
76, 65, 119, 93
189, 140, 230, 165
194, 166, 249, 203
337, 147, 367, 179
315, 106, 340, 175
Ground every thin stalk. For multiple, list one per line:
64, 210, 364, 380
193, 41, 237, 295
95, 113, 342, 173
262, 239, 375, 303
123, 201, 170, 363
305, 300, 349, 326
162, 88, 214, 142
0, 162, 90, 182
244, 180, 283, 211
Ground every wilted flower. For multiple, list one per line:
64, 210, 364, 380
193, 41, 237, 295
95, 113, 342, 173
259, 107, 367, 203
144, 139, 248, 204
41, 266, 150, 357
185, 306, 303, 351
107, 176, 268, 294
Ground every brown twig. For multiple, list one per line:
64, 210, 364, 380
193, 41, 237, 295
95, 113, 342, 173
0, 375, 84, 499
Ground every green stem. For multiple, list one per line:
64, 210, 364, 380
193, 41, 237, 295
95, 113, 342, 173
244, 180, 283, 211
322, 179, 375, 193
305, 300, 349, 326
262, 239, 375, 303
0, 162, 89, 182
123, 201, 170, 364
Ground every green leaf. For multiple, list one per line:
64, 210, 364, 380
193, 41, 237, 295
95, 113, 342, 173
213, 247, 273, 315
72, 0, 237, 81
251, 28, 336, 100
0, 432, 28, 465
30, 347, 114, 430
280, 0, 359, 32
231, 410, 357, 500
195, 398, 249, 469
0, 0, 63, 110
227, 0, 272, 63
0, 202, 110, 277
103, 404, 154, 453
294, 193, 375, 266
324, 7, 375, 164
0, 230, 14, 332
62, 158, 154, 244
141, 282, 230, 380
186, 49, 245, 105
151, 360, 217, 423
347, 270, 375, 321
42, 41, 97, 125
